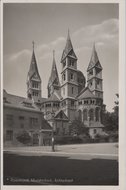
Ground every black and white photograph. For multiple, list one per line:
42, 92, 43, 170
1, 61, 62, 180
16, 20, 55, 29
1, 0, 126, 189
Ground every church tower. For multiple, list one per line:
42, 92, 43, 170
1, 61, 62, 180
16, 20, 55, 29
87, 44, 103, 99
47, 50, 60, 97
60, 30, 78, 120
27, 42, 41, 101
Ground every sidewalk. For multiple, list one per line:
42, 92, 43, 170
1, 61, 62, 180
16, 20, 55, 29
4, 143, 118, 157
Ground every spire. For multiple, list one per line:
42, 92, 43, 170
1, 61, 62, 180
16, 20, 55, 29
53, 50, 55, 64
65, 29, 73, 54
48, 50, 60, 87
61, 30, 77, 62
32, 41, 35, 50
91, 42, 99, 64
28, 41, 41, 80
87, 43, 102, 71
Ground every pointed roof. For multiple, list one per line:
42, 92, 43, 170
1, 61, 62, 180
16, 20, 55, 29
44, 93, 60, 102
61, 30, 77, 62
54, 110, 68, 120
87, 43, 102, 71
77, 87, 97, 100
28, 42, 41, 81
48, 50, 60, 87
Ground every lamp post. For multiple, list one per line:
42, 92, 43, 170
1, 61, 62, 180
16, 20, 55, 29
51, 129, 55, 152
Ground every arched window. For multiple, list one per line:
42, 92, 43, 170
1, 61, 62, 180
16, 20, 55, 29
78, 110, 82, 121
72, 87, 74, 94
96, 107, 100, 121
89, 109, 94, 121
83, 109, 87, 121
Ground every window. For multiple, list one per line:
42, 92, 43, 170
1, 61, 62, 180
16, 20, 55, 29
89, 109, 94, 121
53, 103, 59, 107
79, 101, 82, 105
63, 73, 66, 81
84, 100, 88, 104
6, 114, 14, 127
89, 70, 93, 75
63, 61, 66, 68
70, 73, 74, 80
29, 117, 38, 127
19, 116, 25, 120
94, 129, 97, 134
69, 59, 74, 66
46, 103, 51, 107
23, 102, 33, 108
78, 110, 82, 121
96, 107, 100, 121
97, 80, 100, 85
33, 91, 38, 96
6, 130, 13, 141
92, 100, 95, 104
71, 100, 74, 107
72, 87, 74, 94
83, 110, 88, 121
32, 82, 38, 88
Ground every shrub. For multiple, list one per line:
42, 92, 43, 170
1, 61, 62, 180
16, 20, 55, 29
16, 131, 32, 145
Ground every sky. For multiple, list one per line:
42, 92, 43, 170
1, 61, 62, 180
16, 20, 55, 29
3, 3, 119, 112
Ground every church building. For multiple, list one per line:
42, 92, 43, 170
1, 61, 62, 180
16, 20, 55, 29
3, 31, 105, 146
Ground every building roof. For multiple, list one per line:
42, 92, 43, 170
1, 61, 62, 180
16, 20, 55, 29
48, 51, 60, 88
3, 90, 41, 112
42, 93, 60, 103
27, 46, 41, 81
77, 87, 97, 100
41, 119, 52, 130
87, 43, 102, 71
61, 30, 77, 62
53, 89, 62, 100
54, 110, 68, 120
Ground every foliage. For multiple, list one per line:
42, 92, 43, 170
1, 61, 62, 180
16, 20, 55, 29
16, 131, 32, 145
55, 135, 85, 145
102, 93, 119, 132
69, 119, 89, 136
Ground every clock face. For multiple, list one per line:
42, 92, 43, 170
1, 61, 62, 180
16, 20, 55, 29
46, 111, 52, 120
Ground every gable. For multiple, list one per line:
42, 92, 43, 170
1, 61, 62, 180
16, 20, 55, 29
68, 49, 77, 59
31, 72, 41, 81
95, 61, 102, 69
77, 87, 96, 99
54, 110, 68, 120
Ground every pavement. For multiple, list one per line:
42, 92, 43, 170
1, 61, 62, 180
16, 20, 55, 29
4, 143, 118, 159
3, 143, 118, 185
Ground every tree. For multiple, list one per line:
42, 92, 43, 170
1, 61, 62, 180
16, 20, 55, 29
16, 130, 32, 145
103, 94, 119, 132
112, 93, 119, 131
69, 119, 88, 136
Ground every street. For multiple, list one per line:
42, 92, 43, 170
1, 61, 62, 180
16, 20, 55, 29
3, 143, 118, 185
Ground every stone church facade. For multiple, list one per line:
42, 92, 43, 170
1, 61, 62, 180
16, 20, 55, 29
27, 31, 105, 138
3, 31, 105, 146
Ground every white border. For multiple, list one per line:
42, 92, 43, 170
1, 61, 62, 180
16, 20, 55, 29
1, 0, 126, 190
